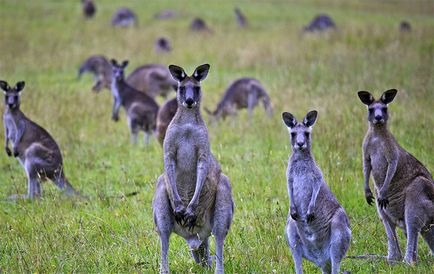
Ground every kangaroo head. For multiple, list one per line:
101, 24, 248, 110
110, 59, 129, 81
282, 110, 318, 151
168, 64, 210, 109
358, 89, 397, 125
0, 80, 25, 110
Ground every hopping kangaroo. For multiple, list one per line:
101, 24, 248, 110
358, 89, 434, 264
78, 55, 112, 92
282, 111, 351, 274
110, 59, 159, 144
204, 77, 272, 122
153, 64, 234, 274
1, 80, 77, 198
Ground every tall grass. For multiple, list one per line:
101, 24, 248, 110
0, 0, 433, 272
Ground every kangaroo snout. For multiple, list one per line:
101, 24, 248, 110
185, 97, 195, 108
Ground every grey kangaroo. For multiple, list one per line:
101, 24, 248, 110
282, 110, 351, 274
234, 7, 248, 28
1, 80, 77, 198
78, 55, 112, 92
126, 64, 177, 98
153, 64, 234, 274
110, 59, 159, 144
358, 89, 434, 264
155, 98, 177, 146
204, 77, 272, 122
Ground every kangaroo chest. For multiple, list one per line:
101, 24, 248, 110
366, 136, 390, 186
3, 113, 19, 141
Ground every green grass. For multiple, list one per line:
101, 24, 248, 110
0, 0, 433, 273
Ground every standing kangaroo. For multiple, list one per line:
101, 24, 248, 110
153, 64, 234, 274
1, 80, 77, 198
81, 0, 96, 19
282, 110, 351, 274
204, 77, 272, 122
234, 7, 248, 28
110, 59, 159, 144
126, 64, 177, 98
155, 98, 177, 146
78, 55, 112, 92
358, 89, 434, 264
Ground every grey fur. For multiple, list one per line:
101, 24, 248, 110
234, 7, 248, 28
204, 77, 272, 122
153, 64, 234, 274
1, 80, 77, 198
81, 0, 96, 19
110, 59, 159, 144
358, 89, 434, 264
78, 55, 112, 92
155, 37, 172, 54
126, 64, 177, 98
111, 7, 137, 27
155, 98, 177, 146
282, 110, 351, 274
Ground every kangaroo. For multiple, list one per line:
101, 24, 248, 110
303, 14, 336, 32
358, 89, 434, 264
190, 18, 212, 33
78, 55, 112, 92
153, 64, 234, 274
205, 77, 272, 122
399, 21, 412, 32
282, 110, 351, 274
1, 80, 77, 198
234, 7, 248, 28
155, 98, 177, 146
111, 7, 137, 27
110, 59, 159, 144
155, 37, 172, 54
126, 64, 177, 98
81, 0, 96, 19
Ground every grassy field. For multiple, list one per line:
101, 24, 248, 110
1, 0, 433, 273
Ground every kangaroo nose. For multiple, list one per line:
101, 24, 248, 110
185, 98, 194, 107
375, 115, 382, 121
297, 141, 304, 147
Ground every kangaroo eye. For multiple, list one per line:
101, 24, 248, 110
179, 87, 185, 94
304, 132, 310, 138
290, 132, 296, 139
382, 107, 387, 112
368, 108, 374, 114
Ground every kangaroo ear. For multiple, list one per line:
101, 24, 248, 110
15, 81, 25, 92
110, 59, 118, 66
192, 64, 210, 82
282, 112, 297, 128
121, 60, 129, 68
357, 91, 375, 105
0, 80, 10, 92
303, 110, 318, 127
380, 89, 397, 104
168, 65, 187, 82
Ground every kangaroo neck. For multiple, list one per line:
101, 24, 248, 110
369, 122, 389, 136
291, 149, 313, 161
173, 105, 204, 125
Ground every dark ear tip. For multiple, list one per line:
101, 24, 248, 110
281, 112, 289, 119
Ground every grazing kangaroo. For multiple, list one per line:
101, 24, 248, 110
303, 14, 336, 32
190, 18, 212, 32
110, 59, 159, 144
81, 0, 96, 19
399, 21, 412, 32
126, 64, 177, 98
155, 37, 172, 54
1, 80, 77, 198
358, 89, 434, 264
282, 110, 351, 274
204, 77, 272, 122
155, 98, 177, 146
153, 64, 234, 274
111, 8, 137, 27
78, 55, 112, 92
234, 7, 248, 28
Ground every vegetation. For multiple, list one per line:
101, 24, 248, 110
0, 0, 433, 272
